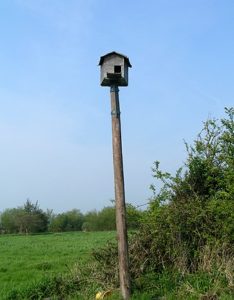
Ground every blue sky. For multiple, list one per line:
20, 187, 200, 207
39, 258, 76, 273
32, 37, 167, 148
0, 0, 233, 213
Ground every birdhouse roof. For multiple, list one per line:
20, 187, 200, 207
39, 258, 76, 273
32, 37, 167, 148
98, 51, 132, 68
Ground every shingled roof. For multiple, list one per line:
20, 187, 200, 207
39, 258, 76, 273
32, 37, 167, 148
98, 51, 132, 68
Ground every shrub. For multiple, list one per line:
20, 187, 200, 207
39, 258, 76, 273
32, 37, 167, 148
90, 108, 234, 298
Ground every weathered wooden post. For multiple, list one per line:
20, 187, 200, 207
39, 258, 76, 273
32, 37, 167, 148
98, 52, 132, 299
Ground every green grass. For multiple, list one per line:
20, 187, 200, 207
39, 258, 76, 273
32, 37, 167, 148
1, 232, 233, 299
0, 231, 115, 299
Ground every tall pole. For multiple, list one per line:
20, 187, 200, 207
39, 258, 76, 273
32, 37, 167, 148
110, 85, 131, 300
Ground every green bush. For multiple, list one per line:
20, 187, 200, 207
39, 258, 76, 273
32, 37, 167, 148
140, 108, 234, 271
90, 108, 234, 298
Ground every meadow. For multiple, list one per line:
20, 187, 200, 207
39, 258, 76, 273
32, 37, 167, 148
1, 231, 233, 300
0, 231, 115, 299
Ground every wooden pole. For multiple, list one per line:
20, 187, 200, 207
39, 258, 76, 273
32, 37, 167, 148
110, 85, 131, 300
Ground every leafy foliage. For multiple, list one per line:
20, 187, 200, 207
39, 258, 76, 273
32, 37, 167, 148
49, 209, 84, 232
146, 107, 234, 258
82, 207, 116, 231
82, 203, 143, 232
0, 200, 48, 234
91, 108, 234, 298
1, 201, 143, 234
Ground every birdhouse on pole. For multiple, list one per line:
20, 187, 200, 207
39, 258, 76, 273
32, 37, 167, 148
98, 51, 132, 299
98, 51, 132, 87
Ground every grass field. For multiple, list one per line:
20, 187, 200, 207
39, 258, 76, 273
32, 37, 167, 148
1, 232, 233, 299
0, 231, 115, 299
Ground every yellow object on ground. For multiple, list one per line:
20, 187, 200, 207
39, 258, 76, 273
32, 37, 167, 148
95, 290, 113, 299
95, 291, 103, 299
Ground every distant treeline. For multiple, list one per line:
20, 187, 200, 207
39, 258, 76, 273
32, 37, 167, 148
0, 200, 143, 234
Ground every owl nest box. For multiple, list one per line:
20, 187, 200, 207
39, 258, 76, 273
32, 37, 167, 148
98, 51, 132, 87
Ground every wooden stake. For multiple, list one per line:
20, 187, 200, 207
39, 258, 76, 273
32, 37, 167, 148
110, 85, 131, 300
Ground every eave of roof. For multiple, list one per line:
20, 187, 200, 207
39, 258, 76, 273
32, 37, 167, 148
98, 51, 132, 67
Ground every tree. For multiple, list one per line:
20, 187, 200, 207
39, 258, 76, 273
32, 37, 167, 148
0, 200, 49, 234
126, 203, 143, 229
83, 207, 116, 232
1, 208, 21, 233
21, 200, 48, 233
82, 203, 143, 232
82, 210, 99, 231
49, 209, 84, 232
